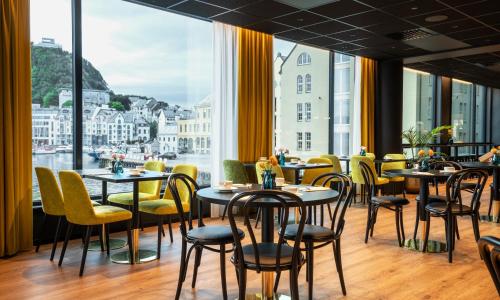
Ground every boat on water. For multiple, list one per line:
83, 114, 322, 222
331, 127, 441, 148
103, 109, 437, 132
55, 145, 73, 153
33, 146, 57, 155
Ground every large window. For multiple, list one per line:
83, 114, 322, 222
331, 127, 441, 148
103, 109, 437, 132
452, 79, 473, 154
31, 0, 213, 200
333, 53, 355, 157
475, 85, 487, 143
274, 39, 330, 159
402, 68, 436, 136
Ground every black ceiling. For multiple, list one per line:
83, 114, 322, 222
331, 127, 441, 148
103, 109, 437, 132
129, 0, 500, 88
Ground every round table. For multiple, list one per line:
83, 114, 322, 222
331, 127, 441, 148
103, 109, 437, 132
460, 162, 500, 223
384, 169, 456, 253
197, 184, 339, 300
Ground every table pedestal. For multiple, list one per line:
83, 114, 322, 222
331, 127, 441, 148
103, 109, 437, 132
480, 200, 500, 223
111, 229, 157, 264
89, 224, 127, 251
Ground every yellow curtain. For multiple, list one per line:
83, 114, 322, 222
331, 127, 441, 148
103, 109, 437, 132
360, 57, 376, 153
0, 0, 33, 256
237, 28, 273, 163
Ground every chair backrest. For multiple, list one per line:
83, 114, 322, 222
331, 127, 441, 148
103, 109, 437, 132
284, 156, 300, 162
477, 236, 500, 295
163, 164, 198, 207
255, 161, 284, 184
223, 160, 249, 184
320, 154, 343, 173
35, 167, 65, 216
166, 172, 200, 238
359, 161, 376, 199
351, 155, 377, 185
139, 160, 166, 196
59, 170, 96, 225
381, 154, 407, 173
227, 190, 306, 273
429, 160, 462, 171
366, 153, 376, 160
311, 173, 354, 236
445, 168, 488, 213
301, 157, 334, 185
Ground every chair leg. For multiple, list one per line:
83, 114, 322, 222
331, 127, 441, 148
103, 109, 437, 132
327, 203, 333, 221
79, 225, 93, 276
488, 189, 493, 217
333, 239, 347, 296
370, 206, 379, 237
413, 204, 420, 241
175, 240, 188, 300
290, 267, 300, 300
105, 224, 110, 257
364, 204, 373, 243
157, 216, 163, 259
471, 213, 481, 242
35, 214, 48, 253
167, 216, 174, 243
50, 216, 63, 261
255, 208, 261, 228
306, 242, 314, 300
126, 221, 133, 264
58, 222, 74, 266
273, 271, 281, 293
221, 203, 229, 221
237, 266, 247, 300
219, 244, 228, 300
395, 207, 402, 247
98, 225, 105, 252
422, 213, 431, 253
191, 246, 202, 288
454, 216, 460, 240
447, 215, 453, 263
399, 208, 406, 246
161, 224, 165, 237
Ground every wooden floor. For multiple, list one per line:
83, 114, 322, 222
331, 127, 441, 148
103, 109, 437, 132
1, 181, 499, 300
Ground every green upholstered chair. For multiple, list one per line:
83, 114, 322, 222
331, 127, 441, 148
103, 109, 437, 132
320, 154, 343, 174
58, 170, 133, 276
139, 164, 198, 257
108, 160, 166, 206
301, 157, 334, 185
223, 160, 249, 184
34, 167, 101, 261
350, 155, 389, 204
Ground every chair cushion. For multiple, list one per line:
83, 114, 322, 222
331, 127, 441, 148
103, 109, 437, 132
91, 200, 101, 206
91, 205, 132, 225
240, 243, 298, 266
139, 199, 189, 215
187, 225, 244, 244
416, 195, 447, 203
108, 192, 159, 205
425, 202, 472, 214
460, 182, 477, 191
387, 176, 405, 182
283, 224, 335, 241
377, 177, 390, 185
372, 196, 409, 206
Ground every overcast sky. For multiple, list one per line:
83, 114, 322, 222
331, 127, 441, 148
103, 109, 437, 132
31, 0, 294, 107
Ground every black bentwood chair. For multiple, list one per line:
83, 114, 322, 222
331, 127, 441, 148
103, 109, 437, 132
477, 236, 500, 296
168, 173, 245, 300
283, 173, 354, 299
227, 190, 306, 300
359, 161, 409, 247
422, 168, 488, 263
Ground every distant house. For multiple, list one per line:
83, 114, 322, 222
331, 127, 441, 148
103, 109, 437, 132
34, 37, 62, 49
157, 109, 178, 153
58, 88, 110, 108
177, 95, 211, 154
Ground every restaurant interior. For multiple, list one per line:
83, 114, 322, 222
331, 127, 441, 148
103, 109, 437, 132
2, 0, 500, 299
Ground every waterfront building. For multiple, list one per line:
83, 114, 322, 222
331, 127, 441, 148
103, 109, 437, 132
177, 96, 211, 154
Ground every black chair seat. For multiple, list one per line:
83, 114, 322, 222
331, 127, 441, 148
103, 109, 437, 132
425, 202, 472, 215
416, 195, 447, 202
460, 182, 477, 191
283, 224, 335, 241
371, 196, 409, 206
187, 225, 244, 244
235, 243, 302, 268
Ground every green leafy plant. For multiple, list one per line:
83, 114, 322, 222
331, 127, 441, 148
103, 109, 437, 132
402, 125, 452, 160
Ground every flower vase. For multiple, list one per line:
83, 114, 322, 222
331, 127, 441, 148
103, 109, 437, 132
493, 154, 500, 166
261, 170, 276, 189
419, 158, 430, 171
112, 160, 124, 174
360, 149, 366, 156
111, 160, 117, 174
278, 153, 286, 166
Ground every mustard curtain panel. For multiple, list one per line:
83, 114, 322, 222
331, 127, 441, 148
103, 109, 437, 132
0, 0, 33, 256
237, 28, 273, 163
360, 57, 376, 153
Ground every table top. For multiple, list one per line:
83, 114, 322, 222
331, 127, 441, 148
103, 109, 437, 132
197, 184, 339, 207
460, 162, 500, 169
78, 169, 170, 183
338, 156, 409, 163
384, 169, 455, 179
245, 162, 332, 170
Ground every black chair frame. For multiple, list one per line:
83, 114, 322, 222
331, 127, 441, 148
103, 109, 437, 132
478, 236, 500, 295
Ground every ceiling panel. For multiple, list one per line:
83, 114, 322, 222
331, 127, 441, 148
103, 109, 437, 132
275, 29, 320, 41
302, 36, 342, 47
272, 10, 329, 27
327, 28, 374, 42
408, 9, 466, 27
236, 1, 298, 19
381, 0, 447, 18
302, 20, 354, 35
455, 0, 500, 17
210, 11, 261, 26
169, 0, 228, 18
198, 0, 260, 9
309, 0, 372, 19
246, 20, 292, 33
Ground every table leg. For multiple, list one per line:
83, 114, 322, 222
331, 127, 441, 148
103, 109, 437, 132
405, 177, 447, 253
111, 181, 157, 264
481, 168, 500, 223
89, 181, 126, 251
295, 170, 300, 185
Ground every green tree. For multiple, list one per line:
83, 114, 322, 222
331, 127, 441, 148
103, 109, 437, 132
110, 101, 125, 111
42, 89, 59, 107
149, 121, 158, 140
62, 100, 72, 107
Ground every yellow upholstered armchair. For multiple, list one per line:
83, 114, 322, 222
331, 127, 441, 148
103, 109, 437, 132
301, 157, 334, 185
58, 170, 133, 276
139, 164, 198, 258
255, 161, 284, 183
350, 155, 389, 204
381, 153, 407, 196
320, 154, 343, 174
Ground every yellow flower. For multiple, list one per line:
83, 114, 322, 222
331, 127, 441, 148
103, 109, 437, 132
418, 149, 425, 157
428, 149, 434, 157
491, 148, 498, 154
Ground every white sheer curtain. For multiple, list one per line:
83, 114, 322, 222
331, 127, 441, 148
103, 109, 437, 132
210, 22, 238, 217
352, 56, 362, 154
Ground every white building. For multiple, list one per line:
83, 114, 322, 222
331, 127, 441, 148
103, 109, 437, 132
58, 88, 110, 108
157, 109, 178, 153
177, 96, 211, 154
34, 37, 62, 49
32, 104, 58, 146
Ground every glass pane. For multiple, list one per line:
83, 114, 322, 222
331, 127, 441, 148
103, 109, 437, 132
274, 39, 330, 159
451, 80, 474, 155
81, 0, 213, 195
30, 0, 73, 201
333, 53, 355, 157
402, 68, 435, 136
475, 85, 486, 143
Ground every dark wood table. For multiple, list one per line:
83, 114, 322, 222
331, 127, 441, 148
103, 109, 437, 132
338, 156, 409, 174
246, 162, 333, 184
197, 184, 339, 299
383, 169, 455, 252
460, 161, 500, 223
80, 169, 170, 264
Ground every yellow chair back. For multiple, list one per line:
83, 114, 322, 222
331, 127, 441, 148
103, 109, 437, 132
366, 153, 376, 160
381, 154, 407, 172
59, 170, 96, 225
350, 155, 377, 185
35, 167, 66, 216
255, 161, 284, 184
139, 160, 166, 196
163, 164, 198, 207
319, 154, 343, 173
301, 158, 334, 185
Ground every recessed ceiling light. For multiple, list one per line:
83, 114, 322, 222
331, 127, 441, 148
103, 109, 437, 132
425, 15, 449, 23
411, 6, 419, 10
451, 25, 459, 29
297, 18, 304, 22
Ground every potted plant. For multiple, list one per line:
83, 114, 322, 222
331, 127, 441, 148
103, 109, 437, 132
111, 152, 126, 174
258, 155, 279, 189
275, 147, 289, 166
